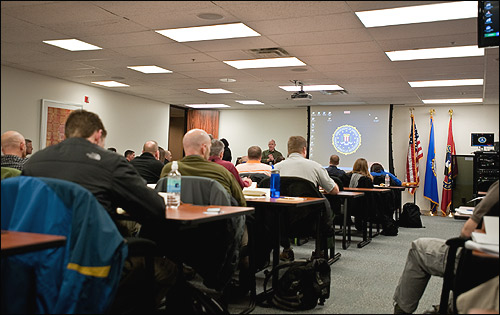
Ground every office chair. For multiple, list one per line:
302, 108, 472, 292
155, 176, 245, 292
1, 176, 127, 314
439, 237, 499, 314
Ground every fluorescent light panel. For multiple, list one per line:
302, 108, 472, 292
198, 88, 233, 94
279, 85, 344, 92
422, 98, 483, 104
92, 81, 129, 87
355, 1, 477, 28
127, 66, 172, 73
409, 79, 483, 87
185, 104, 230, 108
223, 57, 306, 69
43, 39, 102, 51
236, 100, 264, 105
155, 22, 260, 42
386, 45, 484, 61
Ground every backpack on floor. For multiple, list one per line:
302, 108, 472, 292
263, 258, 331, 311
398, 202, 424, 228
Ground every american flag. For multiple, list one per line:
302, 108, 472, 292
406, 114, 423, 194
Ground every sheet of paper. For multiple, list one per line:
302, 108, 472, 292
465, 240, 499, 256
471, 216, 499, 245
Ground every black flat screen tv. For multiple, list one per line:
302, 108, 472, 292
478, 0, 499, 48
471, 133, 495, 147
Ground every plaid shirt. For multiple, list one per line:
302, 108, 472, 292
1, 154, 25, 171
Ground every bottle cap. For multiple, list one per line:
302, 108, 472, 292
172, 161, 178, 171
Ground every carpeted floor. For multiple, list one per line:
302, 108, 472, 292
222, 214, 465, 314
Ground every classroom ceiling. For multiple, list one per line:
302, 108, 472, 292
1, 1, 498, 110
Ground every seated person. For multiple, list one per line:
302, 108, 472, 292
1, 130, 28, 171
393, 180, 499, 314
261, 139, 284, 165
370, 162, 402, 186
22, 109, 177, 311
209, 138, 251, 189
346, 158, 398, 236
274, 136, 339, 260
159, 129, 247, 291
130, 140, 165, 184
124, 149, 135, 162
326, 154, 346, 178
236, 145, 272, 176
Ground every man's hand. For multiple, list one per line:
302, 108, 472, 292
268, 154, 274, 161
460, 218, 478, 239
242, 177, 252, 187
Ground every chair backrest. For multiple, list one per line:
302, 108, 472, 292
259, 176, 323, 198
329, 175, 344, 191
155, 175, 232, 206
239, 172, 270, 185
1, 176, 127, 314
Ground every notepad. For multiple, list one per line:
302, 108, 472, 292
243, 188, 267, 196
471, 216, 499, 245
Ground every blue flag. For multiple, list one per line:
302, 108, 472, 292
424, 115, 439, 214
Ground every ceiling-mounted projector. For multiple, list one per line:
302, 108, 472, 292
290, 80, 312, 100
291, 90, 312, 100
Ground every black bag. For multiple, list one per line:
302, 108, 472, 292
164, 280, 229, 314
398, 202, 424, 228
263, 258, 331, 311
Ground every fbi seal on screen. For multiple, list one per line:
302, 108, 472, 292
332, 124, 361, 155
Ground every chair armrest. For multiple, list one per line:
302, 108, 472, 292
124, 237, 158, 257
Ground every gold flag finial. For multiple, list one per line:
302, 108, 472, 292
429, 108, 435, 116
449, 109, 453, 116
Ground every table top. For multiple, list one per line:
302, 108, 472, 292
344, 187, 391, 192
165, 203, 254, 224
245, 196, 326, 207
373, 185, 408, 191
1, 230, 67, 256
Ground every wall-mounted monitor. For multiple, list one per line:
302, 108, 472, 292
478, 0, 499, 48
471, 133, 495, 147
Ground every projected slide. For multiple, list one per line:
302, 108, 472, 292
309, 105, 390, 170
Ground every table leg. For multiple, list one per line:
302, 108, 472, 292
342, 198, 350, 250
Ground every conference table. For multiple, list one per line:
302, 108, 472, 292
324, 191, 365, 250
1, 230, 67, 256
244, 193, 328, 304
343, 187, 391, 247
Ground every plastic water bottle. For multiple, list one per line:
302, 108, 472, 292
385, 174, 390, 187
166, 161, 181, 208
270, 167, 280, 198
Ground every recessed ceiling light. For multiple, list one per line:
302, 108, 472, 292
43, 39, 102, 51
409, 79, 484, 87
236, 100, 264, 105
197, 13, 224, 20
422, 98, 483, 104
279, 85, 344, 92
386, 45, 484, 61
91, 81, 129, 87
155, 22, 260, 42
127, 65, 173, 73
186, 104, 230, 108
198, 88, 233, 94
223, 57, 306, 69
355, 1, 477, 28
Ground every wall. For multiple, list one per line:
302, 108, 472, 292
219, 108, 308, 163
1, 66, 171, 155
393, 105, 498, 209
2, 66, 498, 211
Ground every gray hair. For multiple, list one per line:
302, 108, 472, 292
210, 139, 225, 156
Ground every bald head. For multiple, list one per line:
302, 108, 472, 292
183, 129, 211, 160
143, 140, 159, 159
1, 131, 27, 158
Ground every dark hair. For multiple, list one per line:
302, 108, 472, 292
107, 147, 117, 152
124, 149, 135, 157
65, 109, 107, 139
370, 163, 384, 173
220, 138, 229, 147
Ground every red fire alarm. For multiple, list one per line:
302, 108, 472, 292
84, 96, 89, 103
